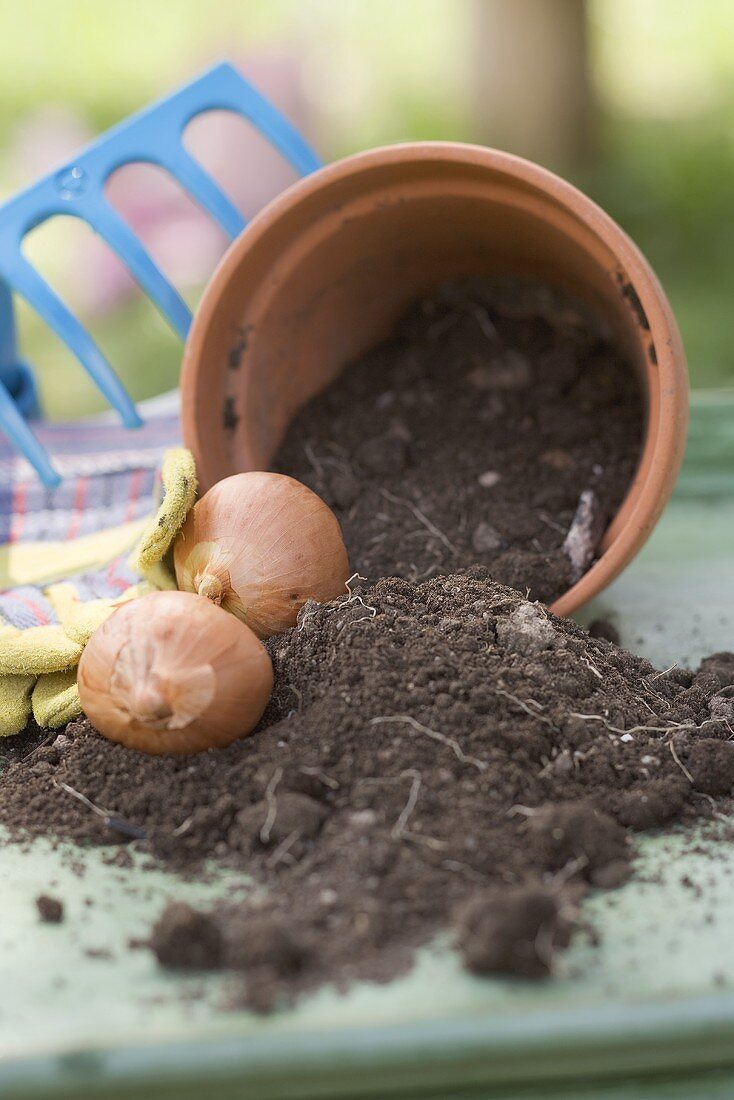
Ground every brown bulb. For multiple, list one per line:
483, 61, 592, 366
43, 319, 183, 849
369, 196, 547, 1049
77, 590, 273, 755
174, 471, 350, 639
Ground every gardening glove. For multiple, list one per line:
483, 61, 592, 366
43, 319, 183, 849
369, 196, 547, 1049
0, 448, 197, 735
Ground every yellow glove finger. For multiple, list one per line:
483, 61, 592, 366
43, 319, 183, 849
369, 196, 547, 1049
0, 674, 35, 737
129, 448, 197, 576
46, 582, 119, 646
32, 669, 82, 730
45, 580, 147, 647
0, 625, 82, 676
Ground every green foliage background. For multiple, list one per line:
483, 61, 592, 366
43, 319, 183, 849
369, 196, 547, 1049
0, 0, 732, 418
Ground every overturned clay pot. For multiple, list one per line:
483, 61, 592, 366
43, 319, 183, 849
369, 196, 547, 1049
182, 142, 688, 616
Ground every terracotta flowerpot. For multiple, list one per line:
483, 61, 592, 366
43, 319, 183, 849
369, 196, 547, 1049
182, 142, 688, 617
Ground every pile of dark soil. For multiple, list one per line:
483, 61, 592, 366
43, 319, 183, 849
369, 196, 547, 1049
1, 277, 727, 1013
2, 574, 733, 1011
273, 277, 643, 603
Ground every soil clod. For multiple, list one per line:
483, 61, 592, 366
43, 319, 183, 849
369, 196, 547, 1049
149, 903, 223, 970
457, 885, 574, 979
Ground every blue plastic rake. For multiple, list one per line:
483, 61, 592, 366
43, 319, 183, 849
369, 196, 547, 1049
0, 62, 322, 487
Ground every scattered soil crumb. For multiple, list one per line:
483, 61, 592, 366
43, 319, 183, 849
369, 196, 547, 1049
35, 895, 64, 924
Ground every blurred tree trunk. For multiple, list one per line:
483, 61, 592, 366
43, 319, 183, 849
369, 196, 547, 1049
470, 0, 593, 170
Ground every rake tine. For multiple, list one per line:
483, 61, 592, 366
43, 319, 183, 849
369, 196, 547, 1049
0, 380, 60, 487
214, 66, 322, 177
10, 258, 143, 429
84, 197, 192, 340
163, 145, 246, 239
0, 281, 16, 369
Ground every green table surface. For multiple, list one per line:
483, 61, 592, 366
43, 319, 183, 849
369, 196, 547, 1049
1, 391, 733, 1100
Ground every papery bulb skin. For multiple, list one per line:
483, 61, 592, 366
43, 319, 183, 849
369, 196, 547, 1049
78, 591, 273, 755
173, 472, 350, 639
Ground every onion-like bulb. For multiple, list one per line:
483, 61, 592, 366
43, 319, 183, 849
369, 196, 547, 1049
77, 591, 273, 755
173, 472, 350, 639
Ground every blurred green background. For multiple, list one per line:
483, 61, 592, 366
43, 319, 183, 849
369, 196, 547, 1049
1, 0, 733, 420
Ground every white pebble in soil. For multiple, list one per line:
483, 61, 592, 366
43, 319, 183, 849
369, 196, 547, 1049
709, 690, 734, 723
496, 603, 557, 655
471, 522, 502, 553
467, 349, 531, 391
